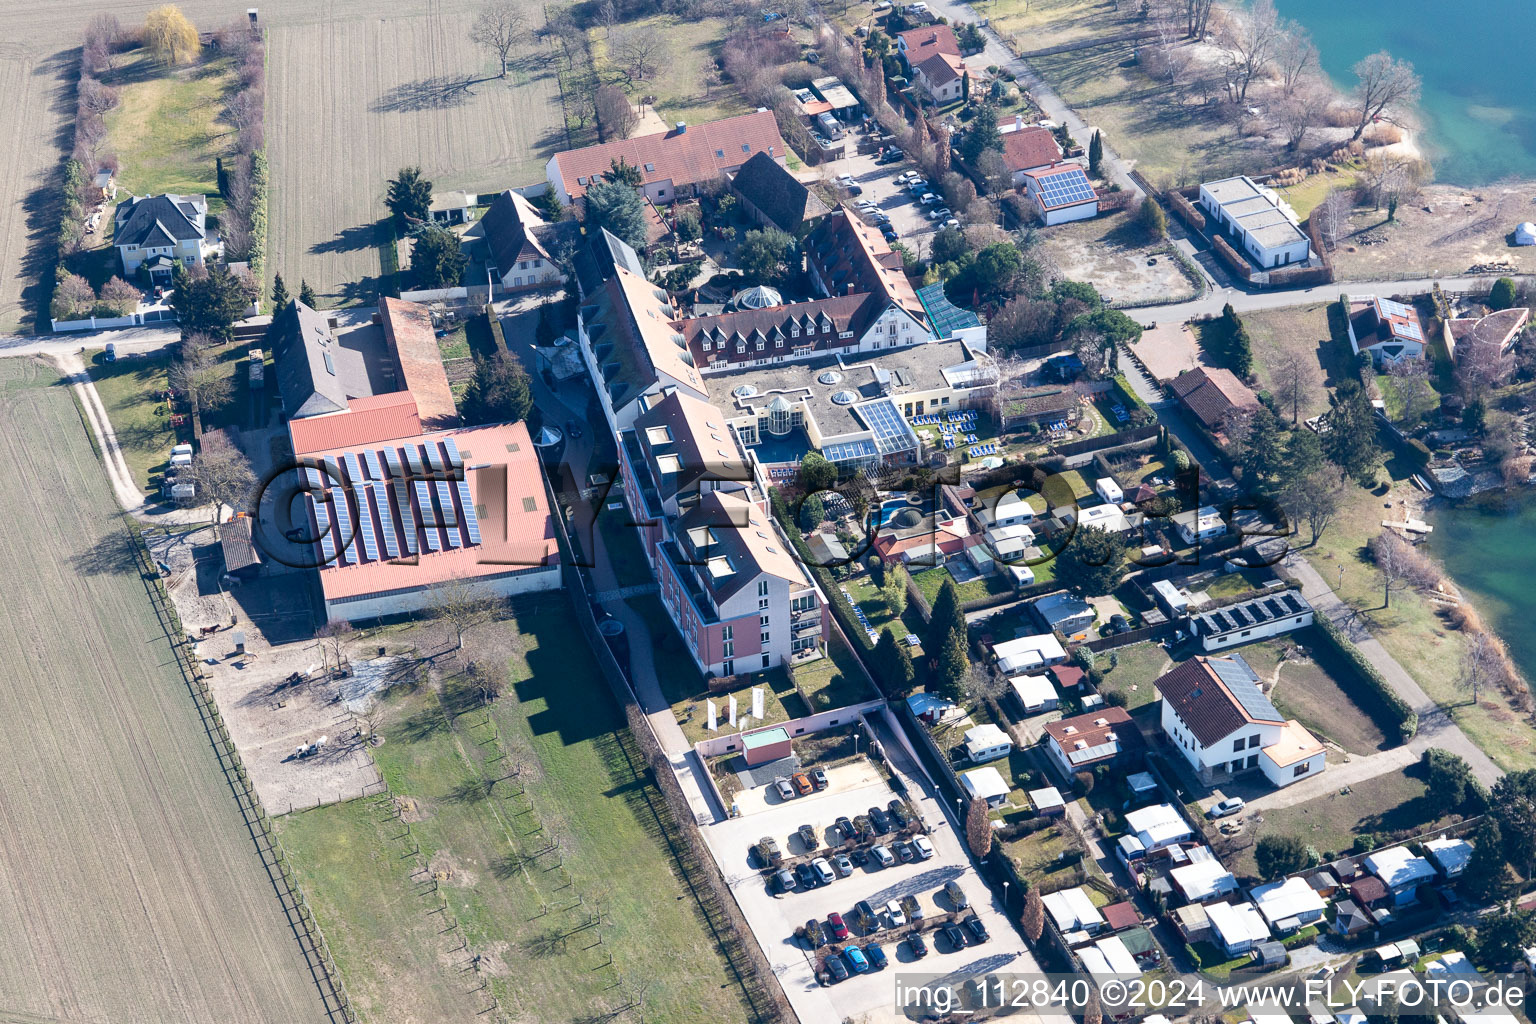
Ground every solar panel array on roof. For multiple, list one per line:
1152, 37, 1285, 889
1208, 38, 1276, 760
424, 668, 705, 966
1208, 657, 1280, 722
857, 398, 919, 456
1034, 166, 1095, 209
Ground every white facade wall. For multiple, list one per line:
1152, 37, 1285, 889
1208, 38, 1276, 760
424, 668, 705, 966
1259, 748, 1326, 788
1040, 200, 1098, 226
1160, 699, 1282, 776
120, 237, 205, 276
323, 565, 561, 623
498, 257, 562, 290
1199, 608, 1313, 651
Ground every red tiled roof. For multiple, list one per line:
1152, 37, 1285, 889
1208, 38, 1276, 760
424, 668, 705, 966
1154, 656, 1281, 747
674, 293, 878, 371
289, 392, 423, 455
1348, 876, 1389, 905
551, 111, 787, 201
917, 52, 965, 87
379, 297, 459, 430
999, 124, 1061, 173
1102, 902, 1141, 932
1170, 366, 1259, 431
898, 24, 960, 65
1049, 665, 1086, 690
805, 209, 927, 324
1042, 707, 1138, 760
306, 420, 557, 601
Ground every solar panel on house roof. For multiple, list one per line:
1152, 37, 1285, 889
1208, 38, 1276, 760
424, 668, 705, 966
310, 494, 337, 564
1035, 167, 1095, 209
371, 480, 400, 557
1209, 657, 1281, 721
1378, 297, 1412, 318
442, 436, 464, 470
330, 486, 354, 565
856, 398, 919, 456
353, 482, 380, 561
456, 474, 482, 545
415, 478, 441, 552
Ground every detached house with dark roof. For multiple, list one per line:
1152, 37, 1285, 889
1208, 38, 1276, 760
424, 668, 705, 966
730, 151, 830, 237
113, 193, 215, 283
478, 189, 561, 292
1155, 656, 1325, 788
1170, 366, 1260, 435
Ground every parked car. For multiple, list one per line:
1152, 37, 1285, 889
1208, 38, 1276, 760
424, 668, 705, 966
1208, 797, 1246, 819
833, 815, 853, 841
871, 844, 895, 868
865, 942, 888, 970
758, 836, 783, 864
773, 868, 794, 893
846, 183, 864, 196
942, 217, 960, 229
901, 893, 924, 922
1435, 886, 1461, 911
964, 915, 989, 943
795, 862, 818, 888
853, 900, 878, 931
912, 835, 935, 860
792, 772, 814, 795
565, 418, 584, 440
804, 918, 825, 948
826, 912, 849, 940
887, 799, 912, 829
774, 777, 795, 800
877, 147, 903, 163
928, 206, 952, 221
868, 807, 893, 833
884, 899, 907, 928
896, 841, 916, 863
811, 857, 836, 886
944, 880, 968, 909
832, 852, 854, 877
908, 181, 929, 195
798, 824, 817, 850
835, 173, 855, 187
844, 946, 870, 973
920, 193, 941, 206
907, 930, 929, 958
824, 952, 849, 982
852, 815, 875, 841
941, 922, 967, 950
880, 226, 899, 243
811, 768, 828, 790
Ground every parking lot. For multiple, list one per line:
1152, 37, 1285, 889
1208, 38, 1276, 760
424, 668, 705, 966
700, 716, 1046, 1024
825, 146, 945, 249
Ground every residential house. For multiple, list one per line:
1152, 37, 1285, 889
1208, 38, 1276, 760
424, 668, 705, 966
1009, 673, 1058, 714
479, 189, 561, 291
997, 116, 1062, 186
961, 723, 1013, 763
1172, 903, 1212, 943
1030, 591, 1095, 635
1081, 935, 1142, 984
1331, 899, 1373, 938
1152, 579, 1190, 617
1060, 503, 1130, 535
896, 24, 960, 66
729, 151, 831, 237
960, 765, 1011, 808
546, 110, 788, 207
272, 300, 370, 419
810, 76, 861, 121
1198, 176, 1312, 269
1172, 505, 1227, 545
1170, 366, 1260, 436
976, 488, 1038, 528
1364, 847, 1436, 906
1445, 306, 1529, 363
1043, 887, 1106, 936
1169, 848, 1240, 904
1124, 803, 1193, 851
1347, 296, 1427, 363
1346, 875, 1391, 912
1020, 164, 1099, 226
993, 632, 1067, 673
113, 193, 214, 282
1206, 901, 1272, 956
1101, 902, 1142, 933
984, 522, 1036, 564
1424, 837, 1473, 879
1250, 877, 1328, 932
895, 25, 978, 105
1042, 707, 1143, 780
1155, 655, 1327, 787
1189, 590, 1315, 652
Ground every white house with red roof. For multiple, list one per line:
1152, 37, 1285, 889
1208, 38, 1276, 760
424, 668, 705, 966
895, 24, 980, 104
478, 190, 561, 291
997, 115, 1062, 186
545, 111, 788, 207
1019, 163, 1099, 225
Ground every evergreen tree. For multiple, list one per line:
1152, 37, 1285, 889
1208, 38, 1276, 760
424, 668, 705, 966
926, 578, 966, 662
934, 627, 969, 701
1280, 428, 1325, 482
1490, 276, 1518, 311
462, 348, 533, 424
798, 452, 837, 492
1138, 195, 1167, 239
385, 166, 433, 226
1464, 819, 1515, 905
168, 264, 253, 343
269, 272, 290, 312
1213, 303, 1254, 378
583, 179, 648, 254
1322, 380, 1382, 484
1477, 909, 1536, 969
874, 628, 916, 694
1088, 130, 1103, 178
1053, 525, 1127, 598
1255, 834, 1311, 880
299, 280, 317, 308
411, 225, 469, 289
958, 101, 1003, 164
961, 71, 970, 103
603, 156, 643, 186
1239, 407, 1287, 490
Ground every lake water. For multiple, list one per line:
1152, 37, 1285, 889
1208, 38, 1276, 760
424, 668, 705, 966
1425, 495, 1536, 680
1277, 0, 1536, 185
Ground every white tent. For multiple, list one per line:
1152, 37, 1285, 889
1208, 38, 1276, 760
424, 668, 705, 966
1517, 222, 1536, 246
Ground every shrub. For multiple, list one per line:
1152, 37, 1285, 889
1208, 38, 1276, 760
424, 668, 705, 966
1074, 771, 1094, 795
1352, 833, 1378, 854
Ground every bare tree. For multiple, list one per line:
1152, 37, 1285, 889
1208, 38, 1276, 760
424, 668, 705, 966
1219, 0, 1280, 104
467, 658, 511, 703
610, 26, 668, 84
77, 76, 120, 118
1357, 150, 1421, 209
1022, 887, 1045, 941
470, 1, 528, 78
594, 84, 638, 142
1282, 469, 1345, 546
1273, 25, 1317, 96
226, 87, 263, 136
316, 619, 355, 673
1459, 629, 1503, 706
1184, 0, 1216, 38
170, 333, 234, 416
430, 575, 498, 651
1313, 189, 1352, 250
1350, 51, 1421, 141
1271, 350, 1321, 423
190, 429, 256, 527
965, 797, 994, 858
1385, 357, 1437, 427
1275, 85, 1326, 152
975, 149, 1013, 196
1368, 530, 1436, 608
1456, 334, 1516, 395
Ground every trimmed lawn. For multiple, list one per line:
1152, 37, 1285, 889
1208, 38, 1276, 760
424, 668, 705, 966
1228, 767, 1447, 879
1274, 167, 1359, 220
437, 324, 470, 361
793, 631, 878, 713
1242, 304, 1352, 423
678, 669, 804, 746
912, 565, 1014, 607
276, 600, 753, 1024
102, 51, 239, 198
1097, 642, 1170, 710
1259, 631, 1392, 756
589, 16, 750, 130
85, 351, 174, 493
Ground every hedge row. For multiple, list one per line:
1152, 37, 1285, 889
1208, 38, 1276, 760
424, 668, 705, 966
1312, 614, 1419, 743
248, 150, 268, 283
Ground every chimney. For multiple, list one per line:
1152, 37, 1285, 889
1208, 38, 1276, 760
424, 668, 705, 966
846, 283, 854, 295
675, 121, 687, 134
1015, 114, 1024, 131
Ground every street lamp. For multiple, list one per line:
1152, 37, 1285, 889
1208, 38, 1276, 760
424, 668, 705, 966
1002, 880, 1010, 910
1338, 565, 1345, 590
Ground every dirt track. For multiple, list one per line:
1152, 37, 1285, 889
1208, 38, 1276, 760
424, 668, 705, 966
0, 358, 324, 1022
0, 0, 561, 331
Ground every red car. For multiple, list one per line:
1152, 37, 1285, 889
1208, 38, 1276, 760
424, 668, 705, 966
826, 912, 849, 941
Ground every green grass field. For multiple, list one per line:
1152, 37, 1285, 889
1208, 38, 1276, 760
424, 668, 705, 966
102, 50, 239, 198
793, 630, 877, 711
276, 600, 753, 1024
85, 351, 174, 492
589, 16, 750, 132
